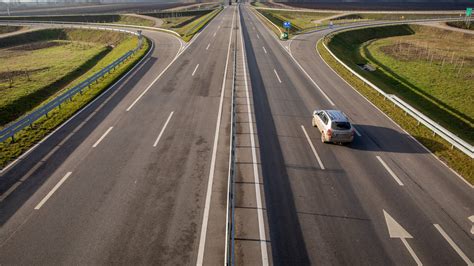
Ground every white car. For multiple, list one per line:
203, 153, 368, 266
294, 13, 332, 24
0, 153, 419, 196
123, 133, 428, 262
312, 110, 355, 144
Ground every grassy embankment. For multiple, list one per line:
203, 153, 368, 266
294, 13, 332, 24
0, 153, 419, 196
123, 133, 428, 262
0, 25, 23, 34
0, 8, 222, 42
318, 24, 473, 183
0, 28, 149, 168
446, 21, 474, 30
0, 14, 154, 27
145, 8, 222, 42
254, 8, 337, 36
254, 8, 461, 37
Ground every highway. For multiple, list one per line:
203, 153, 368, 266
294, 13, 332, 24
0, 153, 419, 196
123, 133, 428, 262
0, 6, 236, 265
0, 4, 473, 265
237, 4, 473, 265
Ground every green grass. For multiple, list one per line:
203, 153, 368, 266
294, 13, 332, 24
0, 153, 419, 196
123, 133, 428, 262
0, 40, 108, 126
0, 26, 23, 34
255, 9, 337, 34
327, 24, 473, 144
113, 15, 155, 27
159, 8, 222, 42
0, 30, 150, 168
317, 39, 473, 184
446, 21, 474, 30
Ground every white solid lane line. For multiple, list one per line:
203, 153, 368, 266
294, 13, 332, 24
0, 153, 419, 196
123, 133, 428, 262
273, 69, 282, 83
34, 172, 72, 210
301, 125, 326, 170
92, 126, 113, 148
240, 8, 269, 265
376, 156, 404, 186
196, 7, 236, 266
192, 64, 200, 76
262, 46, 267, 54
153, 112, 174, 147
206, 43, 211, 50
434, 224, 473, 265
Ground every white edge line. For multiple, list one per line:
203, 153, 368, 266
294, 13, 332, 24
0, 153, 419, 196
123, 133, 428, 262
92, 126, 113, 148
196, 7, 236, 266
240, 7, 269, 266
0, 39, 156, 175
192, 64, 200, 76
301, 125, 326, 170
34, 171, 72, 210
273, 69, 282, 83
376, 156, 404, 186
153, 112, 174, 147
314, 38, 473, 189
400, 238, 423, 266
434, 224, 473, 265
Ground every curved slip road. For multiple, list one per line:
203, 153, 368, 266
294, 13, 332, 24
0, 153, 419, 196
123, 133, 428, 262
0, 7, 237, 265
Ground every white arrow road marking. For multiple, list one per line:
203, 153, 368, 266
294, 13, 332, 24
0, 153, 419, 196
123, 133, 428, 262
434, 224, 473, 265
192, 64, 199, 76
383, 210, 422, 266
34, 172, 72, 210
153, 112, 174, 147
376, 156, 404, 186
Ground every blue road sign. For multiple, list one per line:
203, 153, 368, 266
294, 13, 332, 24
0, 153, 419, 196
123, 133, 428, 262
283, 21, 291, 29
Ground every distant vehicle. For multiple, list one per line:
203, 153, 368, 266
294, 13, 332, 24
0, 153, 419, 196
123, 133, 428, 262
312, 110, 354, 144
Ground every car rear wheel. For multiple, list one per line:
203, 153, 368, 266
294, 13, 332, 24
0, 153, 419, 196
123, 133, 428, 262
321, 133, 327, 143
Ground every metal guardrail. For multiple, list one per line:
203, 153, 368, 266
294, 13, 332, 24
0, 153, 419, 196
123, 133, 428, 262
226, 11, 238, 266
321, 40, 474, 158
0, 27, 144, 143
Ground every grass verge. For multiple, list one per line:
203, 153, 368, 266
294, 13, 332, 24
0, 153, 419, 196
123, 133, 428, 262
317, 38, 473, 184
326, 24, 473, 144
0, 39, 109, 126
0, 31, 150, 169
255, 8, 337, 35
0, 25, 23, 34
157, 8, 222, 42
446, 21, 474, 30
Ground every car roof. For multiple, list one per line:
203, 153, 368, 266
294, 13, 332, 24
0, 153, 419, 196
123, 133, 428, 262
325, 110, 349, 122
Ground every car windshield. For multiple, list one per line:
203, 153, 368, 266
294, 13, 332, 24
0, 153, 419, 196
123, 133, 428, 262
331, 121, 351, 130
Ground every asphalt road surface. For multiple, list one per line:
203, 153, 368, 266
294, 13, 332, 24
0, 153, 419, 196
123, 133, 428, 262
0, 4, 473, 265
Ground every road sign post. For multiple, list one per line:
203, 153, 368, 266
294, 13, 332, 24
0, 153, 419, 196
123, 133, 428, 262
466, 8, 472, 28
282, 21, 291, 40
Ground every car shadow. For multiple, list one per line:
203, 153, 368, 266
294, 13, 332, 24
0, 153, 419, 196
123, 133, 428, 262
347, 124, 439, 154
